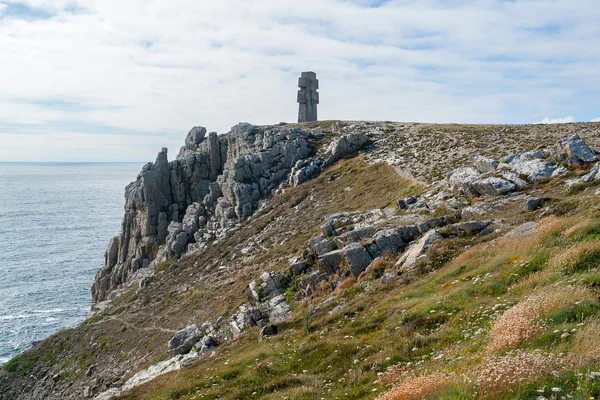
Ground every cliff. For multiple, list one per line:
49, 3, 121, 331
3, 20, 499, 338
2, 121, 600, 400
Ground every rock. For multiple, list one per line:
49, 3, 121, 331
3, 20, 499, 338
93, 124, 318, 303
83, 386, 93, 398
469, 177, 516, 197
325, 133, 369, 165
184, 126, 207, 150
582, 162, 600, 182
319, 249, 345, 274
554, 134, 597, 165
439, 221, 492, 237
259, 272, 284, 299
396, 230, 442, 271
259, 325, 278, 339
503, 150, 557, 181
342, 243, 374, 277
461, 206, 485, 220
168, 325, 202, 356
380, 273, 398, 284
297, 271, 329, 296
311, 237, 338, 256
525, 198, 546, 212
472, 154, 498, 173
263, 295, 292, 323
288, 257, 309, 276
505, 221, 538, 238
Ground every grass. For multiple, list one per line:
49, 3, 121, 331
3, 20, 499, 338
114, 205, 600, 400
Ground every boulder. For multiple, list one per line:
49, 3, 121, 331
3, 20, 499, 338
297, 271, 330, 297
263, 295, 292, 323
396, 230, 442, 271
439, 221, 492, 237
472, 154, 498, 173
259, 324, 278, 339
554, 134, 597, 165
502, 150, 556, 181
469, 177, 516, 197
342, 243, 374, 277
525, 198, 546, 212
169, 325, 202, 356
325, 133, 369, 165
184, 126, 207, 150
582, 162, 600, 182
319, 249, 345, 274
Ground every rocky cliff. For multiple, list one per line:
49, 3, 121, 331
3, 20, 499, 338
92, 123, 368, 304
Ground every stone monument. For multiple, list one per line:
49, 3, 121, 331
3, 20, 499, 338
297, 71, 319, 122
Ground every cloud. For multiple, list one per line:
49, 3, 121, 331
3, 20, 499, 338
534, 115, 576, 124
1, 0, 600, 161
592, 117, 600, 122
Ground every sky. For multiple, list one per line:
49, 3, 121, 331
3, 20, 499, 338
0, 0, 599, 162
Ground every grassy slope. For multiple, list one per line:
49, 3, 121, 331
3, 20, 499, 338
0, 157, 419, 398
117, 182, 600, 398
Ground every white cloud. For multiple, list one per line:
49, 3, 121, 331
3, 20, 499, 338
1, 0, 600, 161
592, 117, 600, 122
535, 116, 576, 124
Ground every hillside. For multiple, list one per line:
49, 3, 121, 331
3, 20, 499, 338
2, 121, 600, 400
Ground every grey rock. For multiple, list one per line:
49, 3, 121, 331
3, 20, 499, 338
263, 295, 292, 323
342, 243, 374, 277
319, 249, 345, 274
325, 133, 369, 165
297, 271, 329, 297
555, 134, 597, 165
380, 273, 398, 284
439, 221, 492, 237
83, 386, 93, 398
396, 230, 442, 271
582, 162, 600, 182
169, 325, 202, 356
259, 324, 278, 339
469, 177, 516, 197
472, 154, 498, 173
503, 150, 557, 181
184, 126, 207, 150
526, 198, 546, 212
93, 123, 318, 303
505, 221, 538, 238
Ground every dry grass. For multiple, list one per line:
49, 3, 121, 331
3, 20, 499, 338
477, 350, 563, 398
549, 241, 600, 274
376, 373, 456, 400
487, 286, 592, 353
572, 317, 600, 364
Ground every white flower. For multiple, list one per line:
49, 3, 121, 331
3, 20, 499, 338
551, 387, 561, 392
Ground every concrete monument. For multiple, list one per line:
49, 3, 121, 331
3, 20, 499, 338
297, 71, 319, 122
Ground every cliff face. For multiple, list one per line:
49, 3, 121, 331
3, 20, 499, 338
92, 123, 333, 304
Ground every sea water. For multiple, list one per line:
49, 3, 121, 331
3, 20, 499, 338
0, 163, 143, 365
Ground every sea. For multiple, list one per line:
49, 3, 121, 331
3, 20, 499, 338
0, 163, 143, 365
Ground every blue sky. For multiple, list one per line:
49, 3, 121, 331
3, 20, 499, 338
0, 0, 599, 161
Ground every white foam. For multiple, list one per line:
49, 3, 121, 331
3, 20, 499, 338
45, 317, 58, 322
0, 357, 10, 365
33, 308, 65, 314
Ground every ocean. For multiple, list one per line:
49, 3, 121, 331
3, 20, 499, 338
0, 163, 143, 365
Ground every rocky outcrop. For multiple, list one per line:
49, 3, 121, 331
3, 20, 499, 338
92, 125, 372, 304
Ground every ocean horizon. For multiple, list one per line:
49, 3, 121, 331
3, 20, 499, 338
0, 162, 144, 365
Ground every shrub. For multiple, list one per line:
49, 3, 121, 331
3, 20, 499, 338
551, 241, 600, 274
477, 350, 563, 398
487, 286, 592, 353
376, 373, 456, 400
